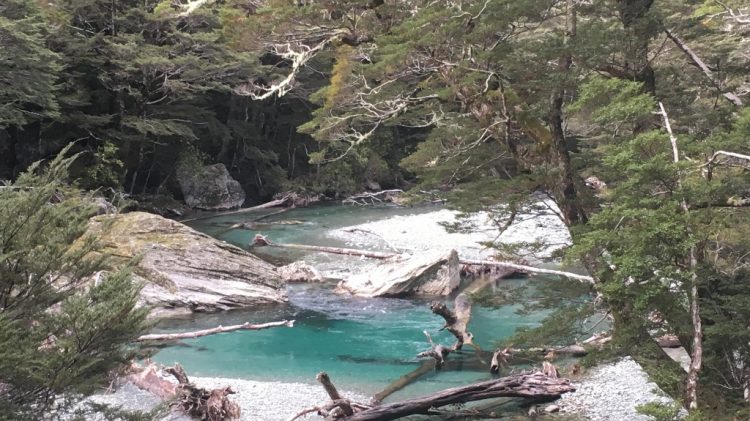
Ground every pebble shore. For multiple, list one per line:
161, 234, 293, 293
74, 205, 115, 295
76, 358, 687, 420
79, 377, 368, 421
557, 357, 686, 420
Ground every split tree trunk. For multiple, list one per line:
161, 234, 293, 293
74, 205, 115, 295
430, 293, 473, 350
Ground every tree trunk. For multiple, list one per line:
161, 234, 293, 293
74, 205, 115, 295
341, 372, 575, 421
549, 0, 587, 225
135, 320, 294, 342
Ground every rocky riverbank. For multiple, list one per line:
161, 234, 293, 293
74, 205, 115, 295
82, 211, 286, 318
557, 357, 686, 420
76, 358, 684, 421
76, 377, 368, 421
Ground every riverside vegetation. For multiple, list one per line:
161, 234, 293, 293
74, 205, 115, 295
2, 0, 750, 419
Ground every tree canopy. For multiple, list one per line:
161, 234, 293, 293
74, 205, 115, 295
1, 0, 750, 417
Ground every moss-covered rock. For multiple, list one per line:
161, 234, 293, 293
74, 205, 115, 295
85, 212, 285, 318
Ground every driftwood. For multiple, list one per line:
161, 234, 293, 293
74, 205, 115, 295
136, 320, 294, 342
181, 192, 316, 223
342, 189, 404, 206
127, 362, 240, 421
416, 331, 452, 368
490, 348, 511, 373
290, 372, 371, 421
430, 293, 473, 350
297, 372, 574, 421
458, 259, 594, 283
251, 234, 397, 259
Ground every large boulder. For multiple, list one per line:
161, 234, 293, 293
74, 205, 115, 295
85, 212, 285, 318
336, 250, 460, 297
177, 163, 245, 210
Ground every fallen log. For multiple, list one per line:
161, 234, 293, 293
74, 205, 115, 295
251, 234, 397, 260
135, 320, 294, 342
458, 259, 594, 283
181, 192, 316, 223
371, 360, 435, 404
345, 372, 573, 421
300, 371, 574, 421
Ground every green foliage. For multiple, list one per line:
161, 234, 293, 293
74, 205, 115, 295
0, 0, 61, 127
635, 402, 683, 421
79, 141, 126, 191
0, 147, 147, 419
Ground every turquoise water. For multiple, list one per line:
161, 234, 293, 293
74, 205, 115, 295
151, 282, 545, 399
185, 203, 431, 258
151, 204, 556, 401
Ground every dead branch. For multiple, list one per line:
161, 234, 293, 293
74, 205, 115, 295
702, 150, 750, 168
416, 330, 453, 368
664, 29, 743, 107
430, 293, 473, 350
136, 320, 294, 342
342, 190, 404, 206
236, 34, 346, 100
251, 234, 398, 259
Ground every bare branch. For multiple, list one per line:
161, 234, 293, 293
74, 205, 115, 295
664, 29, 743, 107
135, 320, 294, 342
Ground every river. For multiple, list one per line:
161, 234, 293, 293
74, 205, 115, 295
149, 203, 570, 401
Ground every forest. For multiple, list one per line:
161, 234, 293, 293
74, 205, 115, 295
2, 0, 750, 420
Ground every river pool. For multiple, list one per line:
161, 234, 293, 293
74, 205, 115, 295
150, 204, 568, 401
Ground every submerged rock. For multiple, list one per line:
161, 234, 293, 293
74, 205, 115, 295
276, 261, 324, 283
336, 249, 460, 297
177, 163, 245, 210
84, 212, 285, 318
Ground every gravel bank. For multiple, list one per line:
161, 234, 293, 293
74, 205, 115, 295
77, 377, 368, 421
558, 357, 686, 420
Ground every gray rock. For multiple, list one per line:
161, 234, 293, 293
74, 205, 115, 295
544, 404, 560, 413
276, 261, 324, 283
177, 163, 245, 210
84, 212, 286, 318
336, 249, 460, 297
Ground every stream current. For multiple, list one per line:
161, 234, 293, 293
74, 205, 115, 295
150, 204, 558, 400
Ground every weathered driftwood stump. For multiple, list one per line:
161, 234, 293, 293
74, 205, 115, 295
127, 362, 240, 421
